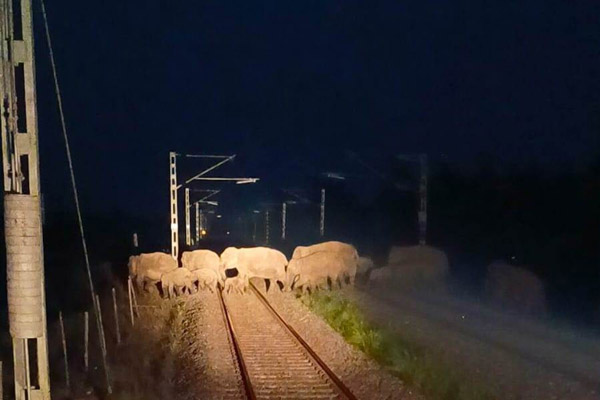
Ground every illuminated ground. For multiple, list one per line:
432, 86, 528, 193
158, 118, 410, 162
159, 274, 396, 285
173, 287, 421, 400
353, 287, 600, 400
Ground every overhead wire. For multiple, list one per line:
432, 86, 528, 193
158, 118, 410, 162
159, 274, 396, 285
39, 0, 112, 392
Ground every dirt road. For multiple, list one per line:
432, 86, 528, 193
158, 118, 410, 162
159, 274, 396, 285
354, 288, 600, 399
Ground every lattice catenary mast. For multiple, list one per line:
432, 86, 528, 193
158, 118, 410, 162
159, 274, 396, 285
1, 0, 51, 398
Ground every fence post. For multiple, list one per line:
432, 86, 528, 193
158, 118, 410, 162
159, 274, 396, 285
59, 312, 70, 392
112, 288, 121, 344
131, 279, 139, 317
128, 278, 135, 326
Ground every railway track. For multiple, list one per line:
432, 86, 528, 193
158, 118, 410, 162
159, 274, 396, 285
217, 283, 358, 400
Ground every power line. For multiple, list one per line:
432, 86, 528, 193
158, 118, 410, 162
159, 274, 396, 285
40, 0, 111, 392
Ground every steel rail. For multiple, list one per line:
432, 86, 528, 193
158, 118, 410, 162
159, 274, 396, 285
217, 285, 257, 400
249, 283, 359, 400
218, 281, 358, 400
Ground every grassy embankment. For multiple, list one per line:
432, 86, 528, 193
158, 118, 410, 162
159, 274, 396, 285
302, 292, 496, 400
109, 294, 186, 400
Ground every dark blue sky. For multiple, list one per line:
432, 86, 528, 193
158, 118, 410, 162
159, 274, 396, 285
34, 1, 600, 219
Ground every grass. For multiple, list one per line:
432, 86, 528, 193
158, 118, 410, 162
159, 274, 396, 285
301, 292, 496, 400
107, 293, 186, 400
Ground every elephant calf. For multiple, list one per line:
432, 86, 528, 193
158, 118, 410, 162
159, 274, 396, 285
193, 268, 220, 293
161, 268, 195, 299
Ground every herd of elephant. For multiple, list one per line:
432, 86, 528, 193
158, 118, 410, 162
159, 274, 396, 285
128, 241, 371, 298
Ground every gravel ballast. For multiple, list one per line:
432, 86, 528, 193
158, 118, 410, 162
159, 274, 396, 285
257, 288, 423, 400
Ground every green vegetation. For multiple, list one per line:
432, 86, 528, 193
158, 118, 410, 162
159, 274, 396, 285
301, 292, 496, 400
110, 296, 186, 400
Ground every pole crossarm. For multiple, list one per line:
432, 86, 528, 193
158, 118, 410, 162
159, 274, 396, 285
186, 190, 221, 209
198, 190, 220, 202
183, 154, 233, 159
190, 199, 218, 208
192, 177, 259, 183
198, 200, 218, 206
178, 155, 236, 188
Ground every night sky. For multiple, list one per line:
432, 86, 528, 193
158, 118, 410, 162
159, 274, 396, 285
33, 1, 600, 220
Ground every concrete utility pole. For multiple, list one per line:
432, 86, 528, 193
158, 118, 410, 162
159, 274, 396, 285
320, 189, 326, 237
265, 210, 270, 245
185, 188, 191, 246
1, 0, 51, 397
169, 152, 178, 259
195, 202, 200, 242
418, 154, 428, 245
281, 202, 287, 240
200, 209, 207, 238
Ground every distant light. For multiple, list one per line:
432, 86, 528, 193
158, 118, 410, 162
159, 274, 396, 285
252, 210, 260, 214
201, 229, 207, 235
226, 231, 230, 235
216, 215, 222, 219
